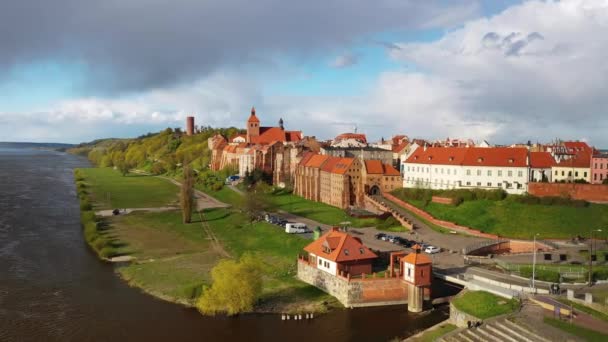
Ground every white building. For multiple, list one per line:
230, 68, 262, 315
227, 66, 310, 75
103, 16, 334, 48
402, 147, 530, 194
529, 151, 556, 182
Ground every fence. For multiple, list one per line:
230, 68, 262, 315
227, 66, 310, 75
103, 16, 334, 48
495, 259, 587, 280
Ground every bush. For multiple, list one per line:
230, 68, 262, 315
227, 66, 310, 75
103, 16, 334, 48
519, 266, 560, 283
377, 216, 400, 230
593, 269, 608, 281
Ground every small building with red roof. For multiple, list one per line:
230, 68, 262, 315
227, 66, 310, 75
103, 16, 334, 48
552, 149, 592, 183
591, 151, 608, 184
529, 151, 556, 182
303, 228, 377, 276
332, 133, 368, 147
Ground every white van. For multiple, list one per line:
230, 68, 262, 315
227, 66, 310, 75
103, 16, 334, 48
285, 223, 308, 234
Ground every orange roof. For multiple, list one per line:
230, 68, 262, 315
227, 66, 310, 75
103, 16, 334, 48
335, 133, 367, 143
392, 141, 409, 153
384, 163, 400, 176
564, 141, 590, 152
530, 152, 555, 168
365, 160, 384, 174
332, 158, 355, 175
247, 107, 260, 123
298, 152, 315, 167
321, 156, 342, 173
406, 147, 528, 167
304, 229, 377, 262
402, 251, 432, 265
305, 154, 330, 168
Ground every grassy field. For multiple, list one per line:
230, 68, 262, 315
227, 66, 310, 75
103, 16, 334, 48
544, 317, 607, 342
401, 197, 608, 239
410, 323, 457, 342
452, 291, 519, 319
79, 168, 179, 209
106, 208, 336, 312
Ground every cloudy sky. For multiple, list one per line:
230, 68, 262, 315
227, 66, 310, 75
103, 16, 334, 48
0, 0, 606, 146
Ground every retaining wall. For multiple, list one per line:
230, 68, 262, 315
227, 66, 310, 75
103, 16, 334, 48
528, 182, 608, 203
432, 196, 454, 205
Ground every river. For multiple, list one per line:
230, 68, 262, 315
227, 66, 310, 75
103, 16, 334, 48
0, 147, 457, 342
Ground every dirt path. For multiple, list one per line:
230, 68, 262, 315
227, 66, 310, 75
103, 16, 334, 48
160, 176, 230, 210
195, 209, 231, 258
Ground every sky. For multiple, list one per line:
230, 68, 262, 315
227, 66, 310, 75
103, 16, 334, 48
0, 0, 606, 147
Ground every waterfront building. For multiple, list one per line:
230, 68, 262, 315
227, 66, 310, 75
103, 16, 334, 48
552, 149, 592, 183
591, 152, 608, 184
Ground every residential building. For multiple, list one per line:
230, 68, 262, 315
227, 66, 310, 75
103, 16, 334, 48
402, 147, 530, 194
303, 228, 377, 277
362, 160, 402, 195
529, 151, 556, 182
591, 152, 608, 184
331, 133, 367, 147
552, 149, 591, 183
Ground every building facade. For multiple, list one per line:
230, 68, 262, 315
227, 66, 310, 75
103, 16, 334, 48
320, 146, 393, 166
591, 153, 608, 184
402, 147, 530, 194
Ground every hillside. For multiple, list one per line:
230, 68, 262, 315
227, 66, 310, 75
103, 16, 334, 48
68, 126, 243, 174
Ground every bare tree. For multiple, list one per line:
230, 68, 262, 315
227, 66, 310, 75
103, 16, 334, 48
181, 165, 195, 223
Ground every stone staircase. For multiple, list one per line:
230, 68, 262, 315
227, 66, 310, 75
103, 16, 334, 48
440, 318, 551, 342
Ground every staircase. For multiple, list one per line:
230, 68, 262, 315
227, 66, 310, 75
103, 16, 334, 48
440, 318, 551, 342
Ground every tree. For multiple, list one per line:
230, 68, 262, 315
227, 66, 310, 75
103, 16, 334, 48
603, 178, 608, 185
240, 183, 273, 226
196, 254, 263, 315
181, 165, 195, 223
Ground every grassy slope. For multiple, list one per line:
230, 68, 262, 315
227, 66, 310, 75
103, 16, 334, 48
544, 317, 607, 342
402, 197, 608, 239
268, 190, 387, 228
452, 291, 518, 319
80, 168, 179, 209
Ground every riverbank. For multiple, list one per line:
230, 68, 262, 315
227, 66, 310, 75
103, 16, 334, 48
75, 167, 340, 314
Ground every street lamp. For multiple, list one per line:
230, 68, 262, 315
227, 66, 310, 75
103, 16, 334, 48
532, 233, 540, 292
589, 228, 603, 287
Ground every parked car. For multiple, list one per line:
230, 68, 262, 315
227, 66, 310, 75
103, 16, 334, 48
388, 236, 399, 244
375, 233, 387, 240
381, 235, 392, 242
424, 246, 441, 254
285, 223, 308, 234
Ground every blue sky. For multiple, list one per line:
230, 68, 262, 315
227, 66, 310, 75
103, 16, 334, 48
0, 0, 606, 147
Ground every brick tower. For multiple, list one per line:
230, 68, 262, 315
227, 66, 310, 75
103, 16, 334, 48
186, 116, 195, 136
246, 107, 260, 143
402, 245, 432, 313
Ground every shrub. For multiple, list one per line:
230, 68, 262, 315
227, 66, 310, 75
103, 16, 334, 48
519, 267, 560, 283
593, 269, 608, 281
79, 198, 93, 211
377, 216, 400, 230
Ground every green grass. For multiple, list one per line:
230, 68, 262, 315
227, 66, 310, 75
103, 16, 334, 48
267, 190, 385, 228
555, 298, 608, 322
197, 185, 243, 206
399, 197, 608, 239
411, 324, 457, 342
79, 168, 179, 209
452, 291, 519, 319
544, 317, 608, 341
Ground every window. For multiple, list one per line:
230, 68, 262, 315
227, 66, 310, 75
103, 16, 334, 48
555, 170, 557, 176
575, 171, 579, 177
477, 170, 481, 176
487, 182, 492, 187
595, 174, 597, 180
466, 182, 471, 186
562, 171, 565, 176
466, 169, 471, 176
435, 168, 438, 173
441, 168, 444, 174
508, 171, 513, 177
487, 170, 492, 176
518, 171, 523, 177
476, 182, 481, 186
407, 268, 411, 277
344, 249, 349, 256
517, 183, 523, 189
584, 172, 588, 177
318, 259, 322, 266
447, 169, 451, 175
568, 171, 572, 177
454, 169, 457, 175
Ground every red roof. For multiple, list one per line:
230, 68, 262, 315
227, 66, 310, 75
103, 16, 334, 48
335, 133, 367, 144
530, 152, 555, 168
384, 163, 400, 176
406, 147, 528, 167
249, 127, 302, 144
304, 229, 377, 263
320, 157, 342, 173
563, 141, 590, 152
305, 154, 330, 168
392, 141, 409, 153
298, 152, 315, 167
402, 251, 432, 265
365, 160, 384, 174
556, 150, 591, 168
320, 157, 354, 174
247, 107, 260, 123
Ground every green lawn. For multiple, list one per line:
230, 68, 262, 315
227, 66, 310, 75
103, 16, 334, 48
79, 168, 179, 209
452, 291, 519, 319
544, 317, 607, 342
267, 190, 388, 228
197, 185, 243, 206
399, 197, 608, 239
410, 323, 457, 342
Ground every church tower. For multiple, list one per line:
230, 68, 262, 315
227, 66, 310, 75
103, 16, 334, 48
247, 106, 260, 143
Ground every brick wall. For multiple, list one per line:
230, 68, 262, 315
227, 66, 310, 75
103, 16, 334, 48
297, 258, 410, 307
528, 182, 608, 203
383, 193, 500, 239
432, 196, 454, 205
468, 240, 554, 255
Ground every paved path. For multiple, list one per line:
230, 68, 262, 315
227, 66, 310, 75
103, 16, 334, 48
534, 295, 608, 335
96, 207, 178, 217
161, 176, 229, 210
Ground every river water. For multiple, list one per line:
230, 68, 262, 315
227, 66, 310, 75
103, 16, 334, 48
0, 147, 457, 342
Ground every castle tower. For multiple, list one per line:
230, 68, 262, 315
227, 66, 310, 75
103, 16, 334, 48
186, 116, 195, 136
247, 107, 260, 143
402, 245, 432, 313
